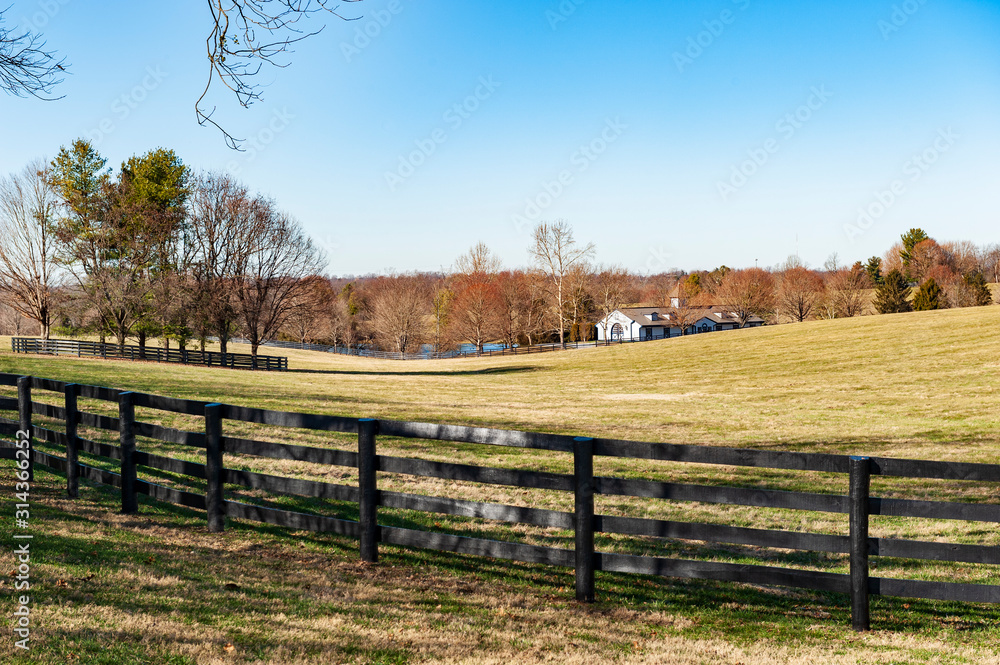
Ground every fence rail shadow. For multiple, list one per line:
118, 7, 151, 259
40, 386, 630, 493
2, 371, 999, 632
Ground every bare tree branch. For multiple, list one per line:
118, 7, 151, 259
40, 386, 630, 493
0, 7, 66, 99
199, 0, 362, 149
1, 3, 361, 146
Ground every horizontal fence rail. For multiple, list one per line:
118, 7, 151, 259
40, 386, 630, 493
227, 332, 717, 361
2, 371, 1000, 631
11, 338, 287, 371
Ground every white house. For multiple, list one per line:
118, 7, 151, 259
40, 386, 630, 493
595, 306, 764, 342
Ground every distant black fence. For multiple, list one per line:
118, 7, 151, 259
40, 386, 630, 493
3, 371, 1000, 631
238, 333, 693, 361
10, 338, 287, 372
247, 339, 597, 361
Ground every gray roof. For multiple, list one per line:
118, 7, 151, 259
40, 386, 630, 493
617, 306, 764, 327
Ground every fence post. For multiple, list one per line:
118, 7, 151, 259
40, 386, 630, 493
849, 455, 871, 631
205, 403, 225, 532
358, 418, 379, 563
119, 392, 138, 514
17, 376, 32, 482
574, 436, 595, 603
65, 384, 80, 498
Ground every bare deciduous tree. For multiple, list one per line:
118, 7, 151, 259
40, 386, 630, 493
0, 301, 35, 335
564, 264, 594, 342
908, 239, 949, 284
430, 285, 454, 353
826, 265, 872, 318
282, 276, 335, 345
882, 241, 905, 278
666, 282, 707, 336
777, 266, 824, 323
641, 272, 679, 308
231, 204, 327, 360
981, 244, 1000, 284
366, 274, 430, 354
717, 268, 775, 327
520, 270, 549, 346
530, 220, 595, 347
189, 172, 255, 354
0, 161, 60, 339
592, 265, 633, 344
450, 243, 501, 354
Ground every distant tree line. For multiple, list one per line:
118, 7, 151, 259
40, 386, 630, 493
1, 143, 998, 354
0, 139, 324, 359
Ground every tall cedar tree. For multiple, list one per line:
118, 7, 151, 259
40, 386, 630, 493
865, 256, 883, 285
51, 141, 182, 348
913, 277, 945, 311
899, 228, 929, 276
122, 148, 190, 354
873, 269, 912, 314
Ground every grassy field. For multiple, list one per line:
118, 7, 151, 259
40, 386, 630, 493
2, 305, 1000, 664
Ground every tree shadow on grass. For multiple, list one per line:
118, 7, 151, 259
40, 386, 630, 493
288, 365, 544, 377
16, 472, 1000, 652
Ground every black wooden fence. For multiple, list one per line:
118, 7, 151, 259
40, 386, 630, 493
241, 334, 694, 361
2, 371, 999, 631
11, 338, 287, 371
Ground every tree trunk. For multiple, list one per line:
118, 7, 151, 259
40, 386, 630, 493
138, 331, 147, 359
557, 281, 565, 347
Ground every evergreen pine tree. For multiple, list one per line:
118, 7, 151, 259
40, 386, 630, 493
865, 256, 883, 285
899, 228, 929, 268
913, 277, 945, 311
873, 269, 912, 314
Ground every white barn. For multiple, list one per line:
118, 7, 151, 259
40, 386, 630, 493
595, 306, 764, 342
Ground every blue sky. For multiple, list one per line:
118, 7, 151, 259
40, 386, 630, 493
2, 0, 998, 275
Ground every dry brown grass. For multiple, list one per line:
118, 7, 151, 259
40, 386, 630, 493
4, 307, 1000, 663
8, 471, 1000, 665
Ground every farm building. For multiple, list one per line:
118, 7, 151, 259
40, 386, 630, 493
596, 306, 764, 342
